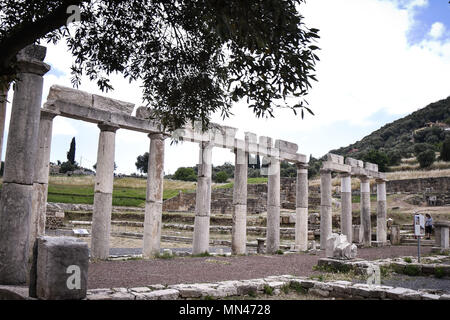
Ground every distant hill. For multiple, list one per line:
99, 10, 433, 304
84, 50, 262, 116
312, 96, 450, 173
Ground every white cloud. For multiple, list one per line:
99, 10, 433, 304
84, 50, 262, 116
429, 22, 446, 39
52, 118, 78, 136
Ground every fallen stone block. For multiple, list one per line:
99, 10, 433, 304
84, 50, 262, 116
32, 236, 89, 300
135, 289, 179, 300
309, 288, 330, 298
421, 293, 441, 300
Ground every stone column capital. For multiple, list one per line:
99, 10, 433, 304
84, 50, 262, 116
340, 172, 351, 178
16, 45, 50, 76
320, 168, 332, 175
98, 122, 119, 132
148, 133, 166, 140
296, 162, 308, 170
359, 175, 370, 183
200, 140, 214, 150
40, 109, 58, 121
376, 178, 387, 184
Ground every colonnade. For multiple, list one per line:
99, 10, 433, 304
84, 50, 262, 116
320, 154, 388, 248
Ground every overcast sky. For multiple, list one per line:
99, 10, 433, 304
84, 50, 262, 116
3, 0, 450, 175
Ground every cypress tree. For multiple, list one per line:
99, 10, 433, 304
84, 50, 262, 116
67, 137, 76, 165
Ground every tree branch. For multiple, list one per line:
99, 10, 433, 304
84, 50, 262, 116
0, 0, 87, 72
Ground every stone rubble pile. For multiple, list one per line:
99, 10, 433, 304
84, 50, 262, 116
85, 274, 450, 300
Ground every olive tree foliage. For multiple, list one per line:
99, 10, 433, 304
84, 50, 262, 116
0, 0, 320, 131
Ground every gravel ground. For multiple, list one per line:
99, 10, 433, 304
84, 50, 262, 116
88, 246, 434, 289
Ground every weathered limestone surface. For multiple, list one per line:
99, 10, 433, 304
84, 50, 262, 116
434, 221, 450, 249
325, 233, 357, 259
340, 174, 353, 242
0, 183, 33, 284
327, 153, 344, 165
390, 225, 401, 245
320, 170, 332, 250
345, 157, 364, 168
322, 161, 351, 173
33, 236, 89, 300
295, 164, 308, 251
193, 141, 213, 254
376, 180, 387, 244
30, 111, 57, 259
91, 123, 118, 259
360, 176, 371, 247
46, 85, 134, 115
143, 134, 165, 257
275, 139, 298, 154
266, 144, 280, 254
232, 147, 248, 255
0, 45, 50, 285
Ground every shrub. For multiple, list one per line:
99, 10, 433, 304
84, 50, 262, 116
434, 267, 445, 279
417, 150, 436, 168
403, 257, 412, 263
263, 285, 273, 295
441, 137, 450, 161
173, 167, 197, 181
289, 281, 307, 294
214, 171, 229, 183
59, 161, 78, 174
403, 265, 421, 276
413, 143, 434, 156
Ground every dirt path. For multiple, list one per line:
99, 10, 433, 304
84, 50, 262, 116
88, 246, 432, 289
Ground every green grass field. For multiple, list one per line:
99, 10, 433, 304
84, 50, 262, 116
0, 175, 268, 207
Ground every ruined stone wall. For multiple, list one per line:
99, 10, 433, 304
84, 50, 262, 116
162, 178, 321, 214
386, 177, 449, 194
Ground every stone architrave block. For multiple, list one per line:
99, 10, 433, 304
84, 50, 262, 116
258, 136, 272, 149
365, 162, 378, 172
345, 157, 364, 168
135, 106, 157, 119
46, 85, 93, 109
34, 236, 89, 300
92, 94, 134, 115
351, 166, 368, 177
327, 153, 344, 165
322, 161, 351, 173
275, 140, 298, 154
46, 85, 134, 116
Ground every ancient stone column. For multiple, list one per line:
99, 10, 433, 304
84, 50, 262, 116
0, 83, 9, 163
360, 176, 372, 247
295, 163, 308, 251
376, 179, 387, 245
0, 45, 50, 285
232, 147, 248, 255
320, 169, 332, 250
143, 133, 165, 258
91, 122, 119, 260
340, 173, 353, 243
192, 141, 213, 254
30, 110, 58, 258
266, 151, 280, 254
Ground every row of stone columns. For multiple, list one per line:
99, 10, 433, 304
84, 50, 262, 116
193, 140, 309, 255
320, 172, 387, 248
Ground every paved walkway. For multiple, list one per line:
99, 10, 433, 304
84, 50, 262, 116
88, 246, 433, 289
